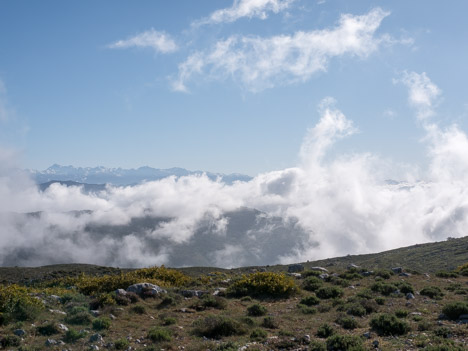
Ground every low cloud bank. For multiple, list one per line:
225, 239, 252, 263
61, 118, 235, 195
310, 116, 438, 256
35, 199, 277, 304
1, 72, 468, 268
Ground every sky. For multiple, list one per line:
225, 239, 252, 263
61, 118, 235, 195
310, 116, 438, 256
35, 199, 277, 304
1, 0, 468, 176
3, 1, 468, 267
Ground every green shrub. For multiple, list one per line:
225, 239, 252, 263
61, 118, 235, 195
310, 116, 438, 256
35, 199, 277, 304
309, 340, 326, 351
247, 303, 267, 316
37, 322, 61, 336
316, 286, 343, 299
316, 323, 334, 338
262, 316, 278, 329
442, 301, 468, 320
158, 294, 180, 308
0, 285, 43, 324
345, 303, 366, 317
420, 286, 444, 299
375, 297, 385, 305
298, 304, 317, 314
326, 335, 364, 351
192, 296, 227, 311
300, 295, 320, 306
435, 271, 458, 278
250, 328, 267, 341
371, 282, 398, 296
193, 315, 246, 339
148, 327, 172, 342
395, 309, 409, 318
65, 311, 93, 325
214, 341, 239, 351
374, 270, 393, 279
1, 335, 21, 348
227, 272, 298, 298
64, 329, 85, 343
162, 316, 177, 325
131, 305, 146, 314
395, 281, 414, 294
114, 337, 130, 350
92, 317, 111, 331
370, 314, 410, 336
302, 270, 322, 278
434, 327, 452, 338
335, 315, 358, 330
302, 276, 323, 292
418, 319, 432, 331
356, 289, 373, 300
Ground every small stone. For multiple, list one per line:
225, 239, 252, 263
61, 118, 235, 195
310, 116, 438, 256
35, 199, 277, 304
14, 329, 26, 336
90, 310, 100, 317
58, 323, 69, 331
391, 267, 403, 274
363, 332, 371, 339
372, 340, 380, 348
89, 346, 99, 351
109, 314, 116, 320
406, 293, 415, 300
45, 339, 57, 346
89, 333, 103, 343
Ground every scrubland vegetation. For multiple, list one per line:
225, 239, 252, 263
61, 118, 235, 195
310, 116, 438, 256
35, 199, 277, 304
1, 243, 468, 350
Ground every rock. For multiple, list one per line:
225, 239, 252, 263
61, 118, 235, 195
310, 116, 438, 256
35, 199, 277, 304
400, 272, 411, 277
58, 323, 69, 331
126, 283, 166, 296
109, 314, 116, 320
391, 267, 403, 274
318, 273, 329, 280
115, 289, 127, 296
303, 334, 311, 343
212, 288, 227, 296
410, 312, 422, 316
50, 294, 61, 301
348, 264, 360, 269
45, 339, 57, 346
90, 310, 100, 317
406, 293, 415, 300
49, 309, 67, 315
14, 329, 26, 336
287, 273, 302, 278
89, 345, 100, 350
288, 264, 304, 273
458, 314, 468, 324
438, 313, 447, 320
363, 332, 371, 339
180, 290, 208, 297
424, 273, 430, 278
310, 266, 328, 272
372, 340, 380, 348
89, 333, 104, 343
361, 271, 373, 277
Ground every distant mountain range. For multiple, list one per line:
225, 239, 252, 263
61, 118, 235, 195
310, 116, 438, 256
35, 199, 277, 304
29, 164, 252, 186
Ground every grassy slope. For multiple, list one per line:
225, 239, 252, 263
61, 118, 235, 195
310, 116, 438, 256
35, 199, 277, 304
1, 236, 467, 283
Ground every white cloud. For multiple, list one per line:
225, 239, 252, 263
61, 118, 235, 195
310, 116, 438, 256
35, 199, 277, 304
195, 0, 294, 26
108, 29, 178, 54
174, 8, 393, 92
398, 71, 441, 120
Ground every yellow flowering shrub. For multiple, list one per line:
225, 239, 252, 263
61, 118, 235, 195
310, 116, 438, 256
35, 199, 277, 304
227, 272, 298, 298
0, 284, 44, 324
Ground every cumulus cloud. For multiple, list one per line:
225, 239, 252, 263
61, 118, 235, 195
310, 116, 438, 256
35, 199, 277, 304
107, 29, 178, 54
195, 0, 294, 26
174, 8, 393, 92
2, 72, 468, 268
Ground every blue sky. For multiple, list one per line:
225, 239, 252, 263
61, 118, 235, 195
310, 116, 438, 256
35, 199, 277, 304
1, 0, 468, 176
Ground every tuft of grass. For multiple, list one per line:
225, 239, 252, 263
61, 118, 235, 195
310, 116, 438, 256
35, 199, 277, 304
250, 328, 267, 341
148, 327, 172, 342
246, 303, 267, 316
92, 317, 111, 331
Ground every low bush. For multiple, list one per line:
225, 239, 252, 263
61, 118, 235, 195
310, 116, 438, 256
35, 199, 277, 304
370, 313, 410, 336
148, 327, 172, 342
326, 335, 364, 351
64, 329, 85, 343
92, 317, 111, 331
247, 303, 267, 316
162, 316, 177, 325
131, 305, 146, 314
262, 316, 278, 329
301, 270, 322, 278
371, 282, 398, 296
435, 271, 459, 278
192, 296, 227, 311
0, 285, 43, 324
65, 310, 93, 325
302, 276, 323, 292
374, 269, 393, 279
420, 286, 444, 299
316, 286, 343, 299
316, 323, 334, 338
395, 309, 409, 318
250, 328, 267, 341
396, 281, 414, 294
300, 295, 320, 306
298, 304, 317, 314
158, 294, 180, 308
375, 297, 385, 305
345, 303, 366, 317
227, 272, 298, 299
193, 315, 246, 339
114, 337, 130, 350
37, 322, 61, 336
308, 340, 326, 351
335, 315, 358, 330
442, 301, 468, 320
1, 335, 21, 348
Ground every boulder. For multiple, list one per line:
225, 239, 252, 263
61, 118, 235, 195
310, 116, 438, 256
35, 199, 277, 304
406, 293, 415, 300
310, 267, 328, 272
14, 329, 26, 336
126, 283, 166, 296
89, 333, 104, 343
391, 267, 403, 274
